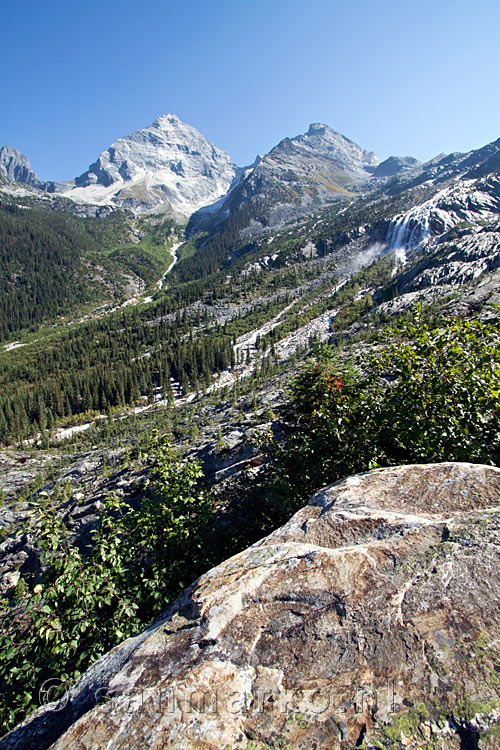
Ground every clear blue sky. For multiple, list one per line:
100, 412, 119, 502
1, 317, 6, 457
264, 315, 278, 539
2, 0, 500, 181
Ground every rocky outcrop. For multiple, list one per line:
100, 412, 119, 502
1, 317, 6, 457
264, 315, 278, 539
386, 174, 500, 255
0, 146, 43, 188
59, 114, 238, 217
244, 122, 379, 197
4, 462, 500, 749
212, 123, 380, 238
372, 155, 421, 178
374, 175, 500, 317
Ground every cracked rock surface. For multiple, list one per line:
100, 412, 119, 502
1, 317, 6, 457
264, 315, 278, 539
4, 462, 500, 749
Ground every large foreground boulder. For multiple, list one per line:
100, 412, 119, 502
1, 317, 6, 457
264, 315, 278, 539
4, 463, 500, 749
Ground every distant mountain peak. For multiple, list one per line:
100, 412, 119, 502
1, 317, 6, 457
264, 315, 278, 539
213, 123, 381, 238
306, 122, 331, 135
58, 116, 237, 217
152, 113, 186, 130
266, 122, 379, 176
0, 145, 42, 188
373, 155, 422, 178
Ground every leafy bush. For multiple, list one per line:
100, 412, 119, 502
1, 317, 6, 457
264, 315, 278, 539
0, 432, 215, 734
3, 310, 500, 736
265, 310, 500, 514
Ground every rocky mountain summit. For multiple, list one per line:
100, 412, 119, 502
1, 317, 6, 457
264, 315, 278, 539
0, 146, 43, 188
212, 123, 381, 235
0, 120, 386, 229
5, 462, 500, 750
58, 114, 238, 217
372, 155, 422, 178
270, 122, 380, 182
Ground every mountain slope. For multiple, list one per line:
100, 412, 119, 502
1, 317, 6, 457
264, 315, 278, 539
216, 122, 380, 228
1, 122, 500, 435
0, 146, 43, 188
0, 202, 134, 338
0, 194, 183, 340
179, 124, 384, 280
59, 114, 238, 217
381, 136, 500, 197
2, 123, 500, 748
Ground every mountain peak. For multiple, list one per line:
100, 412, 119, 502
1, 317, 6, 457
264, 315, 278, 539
217, 122, 381, 235
153, 113, 183, 129
373, 155, 422, 178
61, 116, 237, 217
306, 122, 331, 136
267, 122, 379, 175
0, 145, 42, 187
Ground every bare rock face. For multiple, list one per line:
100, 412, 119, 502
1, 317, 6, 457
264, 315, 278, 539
59, 114, 238, 218
372, 155, 422, 178
4, 463, 500, 749
205, 123, 381, 241
0, 145, 43, 188
376, 174, 500, 318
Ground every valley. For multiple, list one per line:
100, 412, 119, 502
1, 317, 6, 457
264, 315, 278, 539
1, 115, 500, 748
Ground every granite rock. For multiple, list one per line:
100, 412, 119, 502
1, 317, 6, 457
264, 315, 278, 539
4, 463, 500, 749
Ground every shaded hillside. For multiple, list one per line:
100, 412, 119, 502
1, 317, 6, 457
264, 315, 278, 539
0, 199, 180, 340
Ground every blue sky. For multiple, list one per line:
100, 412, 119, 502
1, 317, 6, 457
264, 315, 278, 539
2, 0, 500, 180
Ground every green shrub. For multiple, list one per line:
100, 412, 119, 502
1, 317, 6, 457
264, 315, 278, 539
265, 310, 500, 515
0, 432, 215, 734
